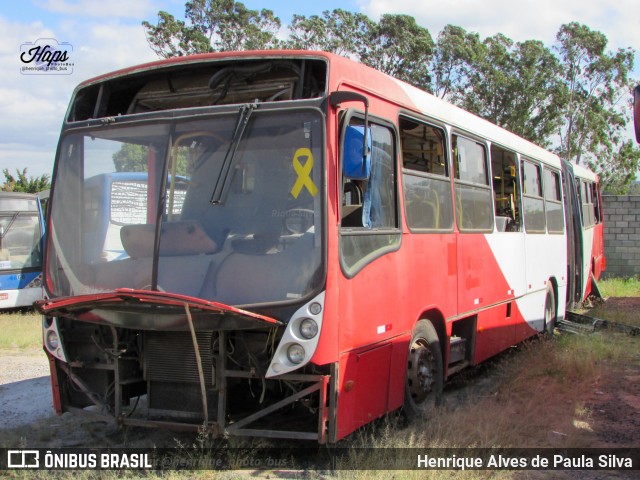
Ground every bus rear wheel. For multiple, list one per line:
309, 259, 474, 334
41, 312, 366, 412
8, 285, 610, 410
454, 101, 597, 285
404, 320, 443, 420
544, 284, 557, 335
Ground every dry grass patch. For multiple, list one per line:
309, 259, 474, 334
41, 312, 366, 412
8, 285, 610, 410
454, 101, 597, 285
335, 330, 640, 479
0, 310, 41, 349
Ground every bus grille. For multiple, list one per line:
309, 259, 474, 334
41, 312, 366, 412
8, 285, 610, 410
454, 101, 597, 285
143, 331, 215, 385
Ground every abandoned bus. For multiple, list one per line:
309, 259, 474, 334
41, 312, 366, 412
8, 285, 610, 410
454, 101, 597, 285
0, 191, 44, 309
38, 51, 604, 443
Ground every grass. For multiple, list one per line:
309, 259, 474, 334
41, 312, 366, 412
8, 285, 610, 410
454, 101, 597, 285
0, 310, 42, 349
598, 275, 640, 297
588, 276, 640, 326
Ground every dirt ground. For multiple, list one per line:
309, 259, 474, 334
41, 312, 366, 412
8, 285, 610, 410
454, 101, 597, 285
577, 297, 640, 448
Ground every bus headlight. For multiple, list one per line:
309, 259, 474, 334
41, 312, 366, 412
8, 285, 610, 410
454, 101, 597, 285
28, 274, 42, 288
46, 330, 60, 350
266, 292, 325, 377
287, 344, 306, 364
299, 318, 318, 339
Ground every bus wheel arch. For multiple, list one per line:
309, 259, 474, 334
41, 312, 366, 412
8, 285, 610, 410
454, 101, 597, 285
403, 318, 444, 420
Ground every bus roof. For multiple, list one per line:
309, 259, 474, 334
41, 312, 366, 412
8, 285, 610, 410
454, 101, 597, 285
0, 191, 39, 199
73, 50, 563, 169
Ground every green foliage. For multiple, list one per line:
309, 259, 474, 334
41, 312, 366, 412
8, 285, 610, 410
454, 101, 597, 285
553, 23, 636, 190
429, 25, 482, 99
142, 0, 281, 58
112, 143, 190, 176
598, 276, 640, 298
590, 139, 640, 193
460, 34, 565, 147
112, 144, 148, 172
1, 168, 50, 193
287, 9, 373, 57
362, 14, 434, 90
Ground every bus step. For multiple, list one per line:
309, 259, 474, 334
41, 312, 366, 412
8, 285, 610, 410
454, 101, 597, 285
448, 336, 466, 365
447, 361, 469, 377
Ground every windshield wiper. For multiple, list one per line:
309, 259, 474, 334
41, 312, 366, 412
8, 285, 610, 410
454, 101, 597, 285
210, 103, 256, 205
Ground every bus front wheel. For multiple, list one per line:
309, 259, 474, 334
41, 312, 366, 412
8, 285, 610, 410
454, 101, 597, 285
404, 320, 443, 420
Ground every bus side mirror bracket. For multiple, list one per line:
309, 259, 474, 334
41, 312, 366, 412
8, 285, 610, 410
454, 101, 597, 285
330, 91, 371, 179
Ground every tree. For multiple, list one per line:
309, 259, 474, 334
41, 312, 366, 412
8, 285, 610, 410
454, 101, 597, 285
286, 9, 373, 58
142, 0, 281, 57
112, 143, 190, 176
429, 25, 482, 99
589, 138, 640, 194
362, 14, 434, 90
142, 5, 639, 191
1, 168, 50, 193
554, 23, 635, 166
459, 34, 565, 147
112, 144, 148, 172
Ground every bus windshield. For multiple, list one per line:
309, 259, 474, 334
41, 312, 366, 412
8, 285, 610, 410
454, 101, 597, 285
47, 108, 324, 306
0, 196, 42, 272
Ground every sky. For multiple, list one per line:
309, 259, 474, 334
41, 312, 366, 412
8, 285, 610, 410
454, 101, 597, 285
1, 0, 638, 180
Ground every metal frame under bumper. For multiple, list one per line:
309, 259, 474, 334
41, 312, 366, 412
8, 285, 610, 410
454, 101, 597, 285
57, 330, 335, 443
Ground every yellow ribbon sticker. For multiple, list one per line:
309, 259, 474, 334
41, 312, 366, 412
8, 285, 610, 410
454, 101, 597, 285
290, 148, 318, 199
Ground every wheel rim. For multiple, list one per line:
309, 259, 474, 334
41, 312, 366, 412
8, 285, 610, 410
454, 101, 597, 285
407, 339, 435, 405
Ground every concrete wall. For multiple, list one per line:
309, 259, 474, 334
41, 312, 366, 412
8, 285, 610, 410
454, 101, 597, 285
602, 195, 640, 278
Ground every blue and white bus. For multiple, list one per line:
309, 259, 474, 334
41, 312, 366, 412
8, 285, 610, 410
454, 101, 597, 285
0, 191, 45, 309
83, 172, 188, 263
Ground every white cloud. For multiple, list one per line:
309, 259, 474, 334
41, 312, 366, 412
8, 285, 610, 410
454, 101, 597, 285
35, 0, 157, 19
361, 0, 639, 53
0, 14, 159, 178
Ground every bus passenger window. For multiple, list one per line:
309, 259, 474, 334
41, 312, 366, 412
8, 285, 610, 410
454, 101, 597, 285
453, 134, 493, 232
400, 117, 453, 232
490, 145, 521, 232
591, 182, 602, 224
543, 168, 564, 234
340, 118, 400, 274
521, 159, 545, 233
581, 180, 595, 227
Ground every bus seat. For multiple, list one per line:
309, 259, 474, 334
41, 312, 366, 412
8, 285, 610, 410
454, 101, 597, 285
120, 221, 217, 258
213, 233, 316, 305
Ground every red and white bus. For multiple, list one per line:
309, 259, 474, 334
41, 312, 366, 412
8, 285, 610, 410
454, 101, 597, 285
37, 50, 604, 443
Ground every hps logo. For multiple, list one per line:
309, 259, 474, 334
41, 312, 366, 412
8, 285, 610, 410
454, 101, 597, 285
7, 450, 39, 468
20, 38, 74, 75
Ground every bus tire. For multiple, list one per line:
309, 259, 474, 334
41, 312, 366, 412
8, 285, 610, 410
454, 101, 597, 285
544, 284, 557, 335
403, 320, 443, 420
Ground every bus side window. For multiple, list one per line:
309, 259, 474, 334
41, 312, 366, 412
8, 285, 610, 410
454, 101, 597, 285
339, 117, 400, 275
543, 168, 564, 234
581, 180, 595, 227
591, 182, 602, 224
453, 134, 493, 232
521, 159, 546, 233
490, 145, 521, 232
400, 117, 453, 232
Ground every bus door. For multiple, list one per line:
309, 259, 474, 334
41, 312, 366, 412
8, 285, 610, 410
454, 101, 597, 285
561, 160, 583, 308
334, 104, 404, 439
